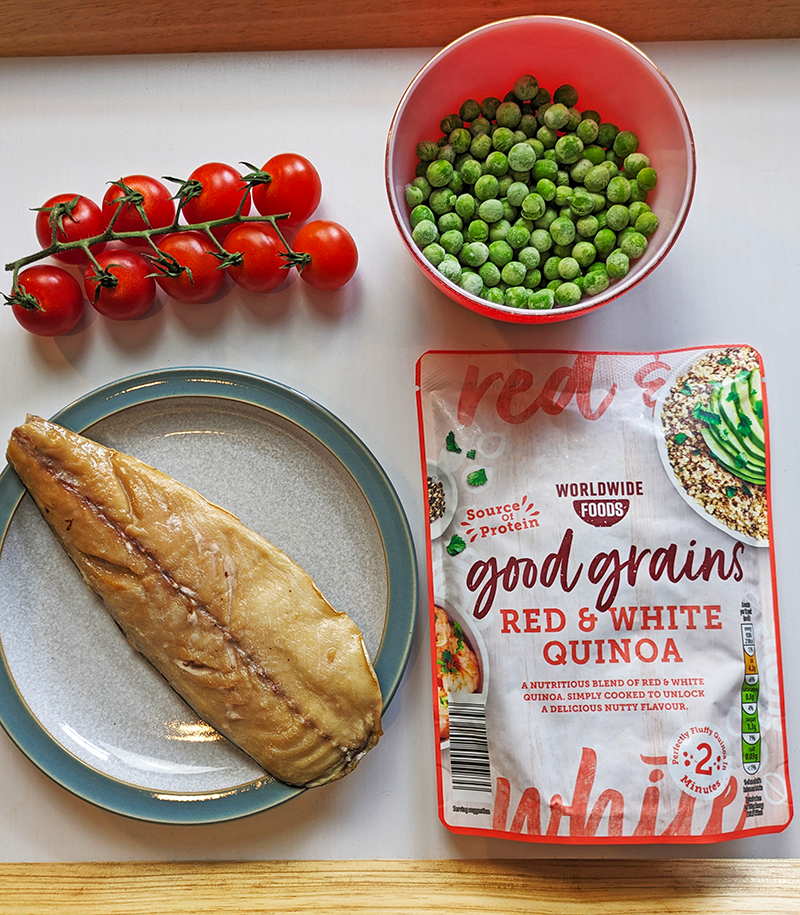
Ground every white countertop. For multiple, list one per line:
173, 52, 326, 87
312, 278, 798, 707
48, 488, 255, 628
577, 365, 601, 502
0, 38, 798, 861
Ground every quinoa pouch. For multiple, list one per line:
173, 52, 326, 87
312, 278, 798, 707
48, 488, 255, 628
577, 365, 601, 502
416, 346, 791, 843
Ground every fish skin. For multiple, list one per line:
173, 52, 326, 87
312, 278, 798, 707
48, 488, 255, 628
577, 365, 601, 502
6, 416, 383, 787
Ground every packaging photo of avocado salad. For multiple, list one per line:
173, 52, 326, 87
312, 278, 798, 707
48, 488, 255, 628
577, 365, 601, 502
416, 346, 791, 844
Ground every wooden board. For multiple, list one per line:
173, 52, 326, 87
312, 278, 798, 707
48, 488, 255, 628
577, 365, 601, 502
0, 0, 798, 58
0, 859, 799, 914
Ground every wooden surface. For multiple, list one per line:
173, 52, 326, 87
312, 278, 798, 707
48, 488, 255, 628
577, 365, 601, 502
0, 859, 798, 913
0, 0, 798, 58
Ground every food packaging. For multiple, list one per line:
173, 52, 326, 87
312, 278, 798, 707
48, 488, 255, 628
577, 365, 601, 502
416, 346, 791, 843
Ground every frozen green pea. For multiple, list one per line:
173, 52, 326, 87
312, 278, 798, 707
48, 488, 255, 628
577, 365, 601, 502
576, 214, 599, 238
570, 157, 594, 184
412, 219, 438, 246
429, 188, 456, 214
478, 198, 505, 223
518, 246, 541, 270
508, 142, 537, 172
623, 152, 650, 177
543, 256, 562, 281
620, 230, 648, 259
628, 179, 648, 203
555, 169, 571, 188
474, 174, 500, 201
405, 183, 425, 207
533, 158, 558, 182
635, 211, 659, 237
558, 256, 581, 280
606, 249, 630, 278
488, 239, 514, 267
535, 178, 556, 202
552, 243, 572, 258
481, 151, 507, 177
529, 287, 555, 310
549, 216, 576, 246
519, 113, 538, 138
521, 192, 546, 220
488, 220, 510, 243
500, 199, 518, 223
437, 144, 456, 165
536, 102, 553, 126
422, 243, 445, 267
513, 74, 539, 101
584, 164, 611, 193
637, 167, 658, 191
555, 134, 584, 165
459, 159, 483, 186
554, 281, 581, 307
410, 176, 432, 201
505, 181, 530, 208
553, 84, 579, 108
605, 149, 623, 168
449, 128, 472, 154
455, 193, 477, 220
572, 241, 596, 268
467, 219, 489, 242
591, 193, 606, 213
459, 270, 483, 296
485, 286, 505, 305
554, 185, 574, 207
440, 114, 462, 134
437, 254, 462, 282
448, 172, 463, 194
583, 144, 606, 166
479, 260, 502, 287
439, 229, 464, 255
415, 140, 439, 162
481, 96, 501, 120
459, 98, 482, 122
530, 228, 553, 252
576, 118, 599, 144
606, 204, 630, 232
469, 116, 492, 137
544, 103, 570, 130
504, 286, 528, 309
414, 161, 428, 179
496, 101, 522, 128
596, 123, 619, 148
469, 134, 492, 160
492, 126, 516, 152
438, 211, 463, 233
410, 204, 435, 228
501, 261, 527, 286
600, 159, 620, 179
569, 187, 595, 217
506, 223, 531, 249
536, 125, 558, 149
607, 175, 631, 204
594, 228, 616, 255
627, 201, 650, 223
613, 130, 639, 158
583, 269, 609, 296
461, 241, 489, 267
426, 159, 454, 188
547, 279, 562, 291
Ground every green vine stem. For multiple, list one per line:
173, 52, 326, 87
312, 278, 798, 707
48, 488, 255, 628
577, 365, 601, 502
4, 168, 296, 295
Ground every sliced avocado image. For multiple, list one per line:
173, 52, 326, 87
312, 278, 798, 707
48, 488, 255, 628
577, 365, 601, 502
699, 373, 767, 486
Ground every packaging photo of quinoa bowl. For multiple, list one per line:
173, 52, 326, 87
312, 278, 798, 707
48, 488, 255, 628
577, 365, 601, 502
416, 345, 791, 844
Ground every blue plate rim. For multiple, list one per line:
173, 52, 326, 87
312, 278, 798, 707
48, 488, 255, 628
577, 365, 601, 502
0, 367, 418, 824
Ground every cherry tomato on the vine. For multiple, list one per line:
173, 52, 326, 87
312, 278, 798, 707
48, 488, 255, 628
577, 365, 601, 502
293, 220, 358, 290
102, 175, 176, 246
152, 231, 226, 304
251, 153, 322, 227
84, 250, 156, 320
181, 163, 250, 241
8, 265, 85, 336
224, 223, 289, 293
34, 193, 107, 265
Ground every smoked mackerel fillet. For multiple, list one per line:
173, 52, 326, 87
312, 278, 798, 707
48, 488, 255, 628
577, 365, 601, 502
6, 416, 383, 787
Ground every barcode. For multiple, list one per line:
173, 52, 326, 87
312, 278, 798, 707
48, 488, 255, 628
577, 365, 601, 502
449, 698, 492, 793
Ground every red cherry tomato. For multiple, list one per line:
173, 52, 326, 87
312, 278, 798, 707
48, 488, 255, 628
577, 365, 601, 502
292, 220, 358, 290
34, 194, 107, 265
224, 223, 289, 293
102, 175, 176, 246
181, 162, 250, 241
152, 231, 225, 304
84, 250, 156, 320
251, 153, 322, 227
8, 265, 85, 336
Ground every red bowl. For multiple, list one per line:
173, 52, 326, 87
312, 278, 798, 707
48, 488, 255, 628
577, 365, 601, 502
386, 16, 696, 323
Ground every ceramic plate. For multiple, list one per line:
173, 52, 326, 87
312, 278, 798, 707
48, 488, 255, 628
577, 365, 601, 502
0, 368, 418, 824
